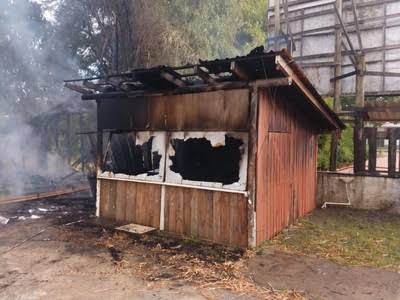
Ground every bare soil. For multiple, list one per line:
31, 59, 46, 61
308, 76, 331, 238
248, 249, 400, 300
0, 195, 399, 299
0, 196, 257, 300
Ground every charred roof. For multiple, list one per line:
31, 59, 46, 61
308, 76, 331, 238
65, 47, 345, 130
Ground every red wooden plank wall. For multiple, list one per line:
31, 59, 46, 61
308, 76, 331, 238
256, 88, 318, 244
99, 179, 161, 228
99, 179, 248, 247
164, 186, 248, 247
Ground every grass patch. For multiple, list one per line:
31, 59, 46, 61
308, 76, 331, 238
265, 208, 400, 272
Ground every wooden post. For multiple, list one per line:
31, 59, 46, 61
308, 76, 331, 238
79, 114, 85, 173
368, 127, 377, 173
329, 1, 342, 172
334, 0, 343, 112
274, 0, 281, 51
96, 101, 103, 174
329, 131, 338, 171
353, 114, 365, 173
355, 53, 366, 107
66, 113, 72, 165
41, 124, 49, 170
353, 52, 366, 174
94, 101, 104, 211
247, 87, 258, 248
388, 128, 396, 176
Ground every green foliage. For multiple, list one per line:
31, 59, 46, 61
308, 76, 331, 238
318, 97, 353, 170
161, 0, 268, 64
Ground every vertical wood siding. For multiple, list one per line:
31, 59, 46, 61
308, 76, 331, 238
164, 187, 248, 247
98, 89, 249, 131
98, 179, 248, 247
99, 179, 161, 228
256, 88, 318, 244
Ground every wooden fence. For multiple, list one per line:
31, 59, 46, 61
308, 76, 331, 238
354, 127, 400, 177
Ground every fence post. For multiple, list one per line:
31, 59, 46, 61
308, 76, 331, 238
368, 128, 377, 173
388, 128, 397, 176
353, 115, 365, 173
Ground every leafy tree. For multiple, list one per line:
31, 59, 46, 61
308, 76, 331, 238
318, 97, 353, 170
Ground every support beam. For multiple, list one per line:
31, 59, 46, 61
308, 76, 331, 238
368, 128, 377, 173
329, 131, 339, 171
355, 53, 366, 107
330, 70, 357, 82
275, 55, 341, 129
365, 71, 400, 77
79, 114, 85, 173
247, 87, 258, 248
388, 128, 397, 176
230, 61, 249, 81
334, 0, 343, 113
283, 0, 295, 52
66, 113, 72, 165
96, 100, 104, 175
353, 115, 365, 174
160, 70, 186, 88
64, 83, 93, 95
83, 80, 99, 90
82, 81, 249, 100
274, 0, 281, 50
251, 77, 292, 88
194, 66, 216, 84
351, 0, 363, 51
333, 3, 357, 60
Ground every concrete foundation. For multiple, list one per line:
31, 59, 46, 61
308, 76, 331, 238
317, 172, 400, 213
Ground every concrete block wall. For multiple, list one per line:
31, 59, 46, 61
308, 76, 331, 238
317, 172, 400, 214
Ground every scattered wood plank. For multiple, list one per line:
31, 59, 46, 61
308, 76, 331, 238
115, 223, 156, 235
0, 185, 90, 205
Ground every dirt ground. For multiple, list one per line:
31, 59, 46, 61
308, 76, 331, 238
248, 250, 400, 300
0, 195, 399, 300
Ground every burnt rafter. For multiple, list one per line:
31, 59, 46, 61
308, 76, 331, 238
194, 65, 217, 84
160, 69, 186, 88
64, 47, 345, 131
230, 61, 249, 81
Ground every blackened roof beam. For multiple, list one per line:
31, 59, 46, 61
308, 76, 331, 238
194, 66, 217, 84
160, 69, 186, 87
230, 61, 249, 81
64, 83, 93, 95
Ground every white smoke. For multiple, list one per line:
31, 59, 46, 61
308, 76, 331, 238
0, 0, 89, 196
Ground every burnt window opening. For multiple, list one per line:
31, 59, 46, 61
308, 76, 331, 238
104, 133, 161, 176
169, 135, 243, 185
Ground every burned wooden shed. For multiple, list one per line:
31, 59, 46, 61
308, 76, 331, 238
67, 48, 344, 247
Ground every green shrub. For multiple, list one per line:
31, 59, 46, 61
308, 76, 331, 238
318, 97, 353, 170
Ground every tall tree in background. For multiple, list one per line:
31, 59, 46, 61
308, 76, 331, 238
0, 0, 49, 119
0, 0, 268, 116
54, 0, 268, 76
